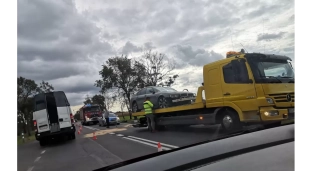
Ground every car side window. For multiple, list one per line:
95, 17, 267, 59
137, 88, 146, 95
223, 60, 249, 83
146, 87, 153, 94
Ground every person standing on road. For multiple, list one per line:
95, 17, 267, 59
144, 97, 156, 132
104, 107, 110, 128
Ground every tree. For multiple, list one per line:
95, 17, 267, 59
37, 80, 54, 93
91, 94, 105, 110
102, 92, 116, 111
95, 55, 146, 119
83, 95, 92, 105
17, 77, 38, 136
138, 50, 179, 87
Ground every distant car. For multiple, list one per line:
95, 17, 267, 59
98, 112, 120, 126
130, 86, 196, 113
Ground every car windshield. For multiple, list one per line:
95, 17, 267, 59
17, 1, 295, 171
109, 113, 116, 117
155, 87, 178, 92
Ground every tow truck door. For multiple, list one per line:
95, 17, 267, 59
220, 59, 258, 113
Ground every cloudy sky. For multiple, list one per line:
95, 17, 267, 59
18, 0, 294, 112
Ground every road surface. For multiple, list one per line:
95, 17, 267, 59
17, 122, 233, 171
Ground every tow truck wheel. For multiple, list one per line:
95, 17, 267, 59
220, 109, 242, 132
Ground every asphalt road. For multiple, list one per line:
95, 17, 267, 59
17, 122, 231, 171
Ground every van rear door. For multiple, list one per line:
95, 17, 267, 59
54, 91, 72, 128
33, 93, 50, 133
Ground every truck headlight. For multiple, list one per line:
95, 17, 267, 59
264, 110, 279, 116
266, 98, 274, 104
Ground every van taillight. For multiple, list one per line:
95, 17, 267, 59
33, 120, 37, 127
70, 114, 74, 124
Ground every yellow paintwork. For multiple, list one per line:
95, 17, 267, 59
132, 53, 295, 123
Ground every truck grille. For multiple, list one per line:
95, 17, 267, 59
180, 93, 188, 97
269, 93, 295, 102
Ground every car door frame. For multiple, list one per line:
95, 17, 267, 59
220, 58, 258, 113
145, 87, 157, 108
136, 88, 147, 111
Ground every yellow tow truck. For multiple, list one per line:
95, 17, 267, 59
132, 49, 294, 131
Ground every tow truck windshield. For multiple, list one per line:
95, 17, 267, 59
248, 59, 294, 83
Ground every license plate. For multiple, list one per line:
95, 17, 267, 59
133, 120, 138, 123
39, 126, 48, 130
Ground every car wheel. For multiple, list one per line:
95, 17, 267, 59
158, 96, 168, 108
132, 102, 139, 112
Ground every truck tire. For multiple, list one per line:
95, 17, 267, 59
220, 109, 242, 132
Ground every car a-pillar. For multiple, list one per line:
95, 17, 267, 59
215, 107, 242, 132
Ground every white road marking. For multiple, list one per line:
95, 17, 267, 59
116, 134, 124, 137
123, 137, 171, 150
41, 150, 46, 154
83, 126, 100, 131
109, 132, 115, 134
87, 138, 123, 162
127, 136, 179, 148
27, 166, 34, 171
34, 156, 41, 162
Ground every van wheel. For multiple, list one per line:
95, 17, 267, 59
39, 139, 46, 146
220, 109, 242, 132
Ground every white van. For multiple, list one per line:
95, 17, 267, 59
33, 91, 76, 146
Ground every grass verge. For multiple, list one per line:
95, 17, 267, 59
18, 131, 36, 145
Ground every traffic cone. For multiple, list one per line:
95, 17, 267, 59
93, 132, 97, 140
157, 142, 162, 152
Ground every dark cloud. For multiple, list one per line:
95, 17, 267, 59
121, 41, 142, 55
257, 32, 286, 41
171, 45, 224, 67
144, 42, 156, 50
18, 0, 114, 63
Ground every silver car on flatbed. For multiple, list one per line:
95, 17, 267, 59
130, 86, 196, 112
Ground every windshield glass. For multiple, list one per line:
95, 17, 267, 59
109, 113, 117, 117
17, 0, 294, 171
155, 87, 178, 92
248, 59, 294, 83
83, 106, 100, 112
